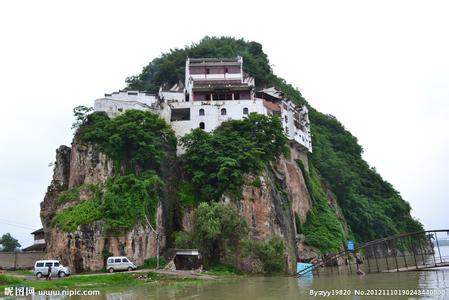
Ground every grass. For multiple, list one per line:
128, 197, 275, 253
0, 271, 206, 293
0, 274, 23, 286
5, 269, 33, 275
203, 264, 239, 276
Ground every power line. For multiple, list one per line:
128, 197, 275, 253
0, 220, 37, 231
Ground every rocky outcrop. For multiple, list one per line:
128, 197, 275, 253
179, 151, 319, 273
42, 140, 343, 273
236, 154, 313, 272
40, 140, 164, 272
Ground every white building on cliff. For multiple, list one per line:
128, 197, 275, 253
94, 57, 312, 153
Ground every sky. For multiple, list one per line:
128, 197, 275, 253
0, 0, 448, 248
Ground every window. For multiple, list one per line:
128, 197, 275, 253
284, 115, 288, 123
206, 68, 210, 74
234, 93, 240, 100
36, 262, 44, 267
108, 259, 113, 263
122, 258, 129, 262
54, 262, 60, 267
45, 262, 52, 267
118, 108, 123, 112
199, 122, 205, 129
205, 94, 211, 101
243, 107, 249, 115
171, 108, 190, 121
285, 126, 289, 134
199, 109, 205, 116
225, 67, 229, 73
221, 108, 227, 115
114, 258, 121, 263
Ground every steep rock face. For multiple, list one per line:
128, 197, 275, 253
67, 141, 114, 188
40, 140, 164, 272
180, 151, 316, 273
237, 154, 312, 272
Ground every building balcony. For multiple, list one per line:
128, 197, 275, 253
190, 73, 242, 81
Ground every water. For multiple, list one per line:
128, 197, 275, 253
25, 246, 449, 299
76, 270, 449, 300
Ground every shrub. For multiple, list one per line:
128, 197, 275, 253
243, 236, 287, 274
143, 257, 168, 269
206, 263, 239, 275
172, 203, 248, 267
53, 200, 101, 232
172, 231, 195, 249
298, 162, 345, 253
54, 171, 162, 234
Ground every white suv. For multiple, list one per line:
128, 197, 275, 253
106, 256, 137, 273
34, 260, 71, 278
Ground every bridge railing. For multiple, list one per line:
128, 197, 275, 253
296, 229, 449, 277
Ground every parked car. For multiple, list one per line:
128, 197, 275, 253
34, 260, 71, 278
106, 256, 137, 273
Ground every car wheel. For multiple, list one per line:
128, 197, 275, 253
58, 271, 66, 278
36, 272, 43, 279
108, 268, 114, 273
127, 267, 133, 272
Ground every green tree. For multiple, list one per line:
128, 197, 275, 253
180, 113, 288, 201
72, 105, 93, 129
243, 236, 287, 274
78, 110, 177, 173
0, 233, 21, 252
174, 203, 248, 267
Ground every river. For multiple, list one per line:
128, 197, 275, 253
31, 246, 449, 299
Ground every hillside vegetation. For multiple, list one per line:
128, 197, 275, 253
126, 36, 423, 243
54, 110, 177, 233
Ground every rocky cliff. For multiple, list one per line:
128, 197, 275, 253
40, 142, 165, 272
41, 133, 341, 273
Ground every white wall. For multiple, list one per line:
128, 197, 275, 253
94, 98, 155, 117
170, 99, 266, 137
107, 91, 157, 105
94, 91, 159, 117
281, 100, 312, 152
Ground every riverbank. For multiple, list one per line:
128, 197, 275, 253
0, 269, 221, 294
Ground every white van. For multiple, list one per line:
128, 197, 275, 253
34, 260, 71, 278
106, 256, 137, 273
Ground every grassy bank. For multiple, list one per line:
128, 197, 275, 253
0, 272, 205, 292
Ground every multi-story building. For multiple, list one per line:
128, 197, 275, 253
93, 57, 312, 153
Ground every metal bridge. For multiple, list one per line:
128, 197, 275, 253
296, 230, 449, 277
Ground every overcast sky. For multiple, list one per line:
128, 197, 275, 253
1, 0, 448, 248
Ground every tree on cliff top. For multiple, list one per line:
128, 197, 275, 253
127, 36, 423, 243
180, 113, 288, 201
54, 110, 177, 234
